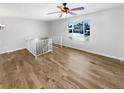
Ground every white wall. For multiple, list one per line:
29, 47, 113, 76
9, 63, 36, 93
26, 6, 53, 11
49, 5, 124, 60
0, 17, 49, 53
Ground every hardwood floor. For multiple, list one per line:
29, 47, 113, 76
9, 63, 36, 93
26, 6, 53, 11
0, 47, 124, 89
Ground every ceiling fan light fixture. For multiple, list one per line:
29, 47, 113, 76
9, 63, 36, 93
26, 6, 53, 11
62, 12, 70, 17
62, 12, 67, 17
66, 13, 69, 17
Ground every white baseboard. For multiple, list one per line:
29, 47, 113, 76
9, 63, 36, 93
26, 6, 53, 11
0, 45, 124, 62
0, 47, 25, 55
26, 48, 36, 57
63, 44, 124, 61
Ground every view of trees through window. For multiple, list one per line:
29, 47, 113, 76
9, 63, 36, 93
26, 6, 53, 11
68, 20, 90, 41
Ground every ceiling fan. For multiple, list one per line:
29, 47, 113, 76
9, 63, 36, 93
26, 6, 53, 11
47, 3, 84, 17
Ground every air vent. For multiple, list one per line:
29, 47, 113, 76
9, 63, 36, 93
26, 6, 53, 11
0, 24, 5, 30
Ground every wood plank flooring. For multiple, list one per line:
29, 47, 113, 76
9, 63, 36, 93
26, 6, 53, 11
0, 47, 124, 89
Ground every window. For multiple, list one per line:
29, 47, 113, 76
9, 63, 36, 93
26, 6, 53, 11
68, 20, 90, 41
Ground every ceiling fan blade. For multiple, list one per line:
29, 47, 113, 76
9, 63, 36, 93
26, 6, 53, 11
57, 6, 63, 10
68, 12, 77, 15
70, 7, 84, 11
47, 11, 61, 15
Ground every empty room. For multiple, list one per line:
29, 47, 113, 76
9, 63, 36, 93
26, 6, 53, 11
0, 2, 124, 89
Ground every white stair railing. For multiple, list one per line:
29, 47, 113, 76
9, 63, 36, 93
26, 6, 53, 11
52, 36, 63, 48
25, 36, 62, 59
25, 37, 53, 59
